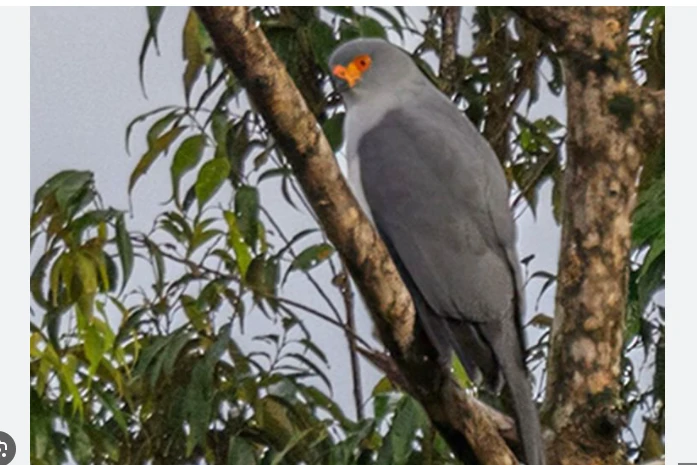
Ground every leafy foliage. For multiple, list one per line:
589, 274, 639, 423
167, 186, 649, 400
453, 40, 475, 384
30, 6, 664, 464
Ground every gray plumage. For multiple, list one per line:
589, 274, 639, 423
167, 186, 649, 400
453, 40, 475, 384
330, 39, 545, 465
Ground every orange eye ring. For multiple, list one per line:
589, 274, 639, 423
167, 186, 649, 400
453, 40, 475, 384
354, 54, 372, 72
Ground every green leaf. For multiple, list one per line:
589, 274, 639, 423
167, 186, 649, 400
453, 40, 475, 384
322, 112, 345, 151
185, 361, 214, 455
272, 228, 318, 260
451, 353, 472, 389
185, 324, 231, 454
147, 110, 181, 147
33, 170, 93, 211
235, 185, 260, 249
171, 134, 206, 206
69, 208, 119, 243
84, 323, 105, 374
375, 396, 427, 465
162, 328, 193, 378
358, 17, 387, 39
30, 389, 52, 460
302, 384, 352, 427
269, 428, 317, 465
640, 231, 665, 278
68, 420, 93, 465
286, 353, 332, 392
92, 385, 128, 434
246, 256, 278, 298
632, 175, 665, 247
132, 335, 172, 379
228, 436, 257, 465
196, 157, 231, 210
372, 377, 394, 396
289, 243, 334, 273
142, 235, 167, 293
139, 6, 166, 96
129, 126, 186, 194
182, 294, 210, 334
189, 227, 223, 257
224, 211, 252, 277
182, 9, 208, 102
74, 251, 98, 319
115, 213, 133, 292
298, 338, 328, 365
373, 392, 401, 423
31, 248, 60, 310
258, 166, 292, 184
323, 6, 355, 18
125, 105, 176, 155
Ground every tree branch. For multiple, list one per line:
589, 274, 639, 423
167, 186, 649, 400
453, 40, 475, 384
334, 262, 364, 421
509, 7, 577, 46
358, 347, 522, 456
194, 6, 517, 465
438, 6, 461, 94
511, 7, 628, 56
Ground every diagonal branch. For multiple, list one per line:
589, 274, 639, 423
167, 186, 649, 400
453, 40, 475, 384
194, 6, 517, 465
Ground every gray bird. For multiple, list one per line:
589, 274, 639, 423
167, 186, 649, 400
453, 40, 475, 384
329, 39, 544, 465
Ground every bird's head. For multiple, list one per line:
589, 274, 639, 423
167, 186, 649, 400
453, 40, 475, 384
328, 39, 423, 103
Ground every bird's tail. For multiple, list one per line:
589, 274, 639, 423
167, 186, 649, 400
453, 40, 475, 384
480, 318, 545, 465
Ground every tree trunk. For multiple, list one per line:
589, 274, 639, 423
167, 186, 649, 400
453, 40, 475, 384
512, 7, 664, 465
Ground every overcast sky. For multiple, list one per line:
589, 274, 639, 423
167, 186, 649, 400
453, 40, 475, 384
31, 6, 564, 420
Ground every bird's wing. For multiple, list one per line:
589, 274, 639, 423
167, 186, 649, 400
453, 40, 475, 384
355, 99, 546, 465
356, 100, 519, 325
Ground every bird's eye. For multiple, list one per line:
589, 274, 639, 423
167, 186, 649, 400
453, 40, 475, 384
354, 55, 371, 71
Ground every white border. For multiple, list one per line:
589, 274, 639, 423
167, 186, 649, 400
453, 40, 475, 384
665, 6, 697, 465
0, 6, 29, 464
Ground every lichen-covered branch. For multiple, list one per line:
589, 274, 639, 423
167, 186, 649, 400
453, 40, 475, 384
194, 6, 516, 465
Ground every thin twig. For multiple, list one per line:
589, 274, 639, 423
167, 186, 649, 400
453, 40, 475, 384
272, 295, 373, 351
261, 206, 344, 325
334, 261, 364, 420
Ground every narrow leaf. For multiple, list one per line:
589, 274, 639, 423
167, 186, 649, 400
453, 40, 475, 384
138, 6, 166, 96
115, 213, 133, 292
171, 134, 206, 205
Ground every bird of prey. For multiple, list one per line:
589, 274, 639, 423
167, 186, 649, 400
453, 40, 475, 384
329, 39, 545, 465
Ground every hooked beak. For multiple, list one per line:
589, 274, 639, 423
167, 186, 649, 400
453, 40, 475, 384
332, 61, 362, 90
